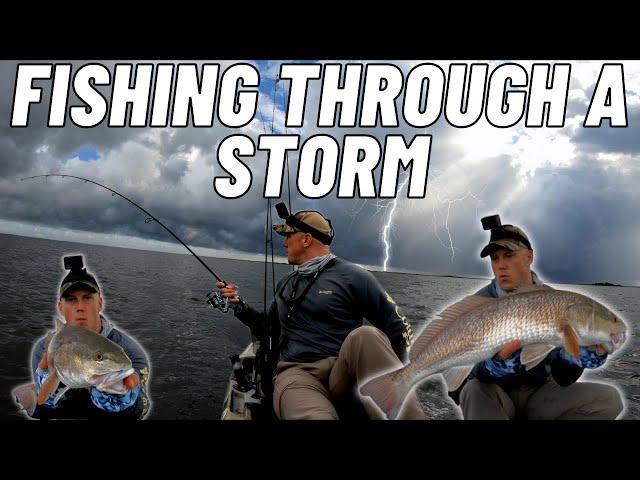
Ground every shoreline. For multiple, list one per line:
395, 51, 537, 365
1, 231, 636, 288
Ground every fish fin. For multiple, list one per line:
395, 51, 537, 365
562, 324, 581, 361
508, 284, 553, 296
54, 317, 66, 331
442, 366, 474, 392
520, 344, 556, 370
37, 370, 60, 405
12, 383, 38, 416
359, 368, 410, 420
40, 330, 56, 355
409, 295, 495, 361
53, 385, 71, 406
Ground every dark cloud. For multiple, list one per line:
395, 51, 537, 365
572, 104, 640, 155
510, 159, 640, 285
1, 61, 639, 286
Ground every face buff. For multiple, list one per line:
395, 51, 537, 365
295, 254, 337, 276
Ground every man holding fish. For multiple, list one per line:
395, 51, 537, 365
451, 219, 625, 419
360, 216, 626, 420
14, 255, 150, 419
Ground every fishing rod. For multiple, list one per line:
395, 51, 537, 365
20, 173, 233, 312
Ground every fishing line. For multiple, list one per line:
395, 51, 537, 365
21, 174, 227, 285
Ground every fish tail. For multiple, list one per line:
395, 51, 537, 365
359, 368, 411, 420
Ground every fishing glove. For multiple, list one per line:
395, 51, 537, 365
473, 351, 522, 380
556, 347, 608, 369
89, 385, 141, 412
34, 367, 67, 408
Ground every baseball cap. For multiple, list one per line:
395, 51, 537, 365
273, 210, 334, 245
480, 224, 532, 258
59, 269, 100, 298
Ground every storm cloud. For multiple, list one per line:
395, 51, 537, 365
1, 60, 638, 286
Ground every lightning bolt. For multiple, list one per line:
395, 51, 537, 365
374, 167, 486, 271
346, 198, 370, 231
430, 187, 485, 261
382, 174, 411, 271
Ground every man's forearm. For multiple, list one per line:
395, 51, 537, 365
233, 302, 271, 338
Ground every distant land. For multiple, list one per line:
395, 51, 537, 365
0, 232, 488, 280
0, 231, 636, 287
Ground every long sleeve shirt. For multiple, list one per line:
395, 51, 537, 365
234, 257, 413, 364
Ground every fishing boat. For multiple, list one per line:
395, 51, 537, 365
220, 343, 264, 420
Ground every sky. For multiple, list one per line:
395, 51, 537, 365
1, 60, 638, 286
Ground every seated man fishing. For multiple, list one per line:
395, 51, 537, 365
13, 255, 151, 419
447, 215, 624, 420
216, 204, 425, 420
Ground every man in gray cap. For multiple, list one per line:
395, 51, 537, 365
14, 255, 151, 419
217, 208, 425, 420
445, 216, 624, 419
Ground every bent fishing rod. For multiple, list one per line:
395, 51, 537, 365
20, 174, 232, 312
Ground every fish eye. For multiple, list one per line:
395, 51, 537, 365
96, 354, 103, 361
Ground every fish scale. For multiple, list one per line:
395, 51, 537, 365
360, 286, 628, 419
37, 324, 133, 405
402, 291, 581, 383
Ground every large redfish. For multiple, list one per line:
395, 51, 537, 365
360, 285, 627, 420
37, 322, 134, 405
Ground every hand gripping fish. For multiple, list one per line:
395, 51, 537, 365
37, 321, 135, 405
360, 285, 628, 420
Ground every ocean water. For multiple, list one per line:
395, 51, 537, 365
1, 233, 638, 420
